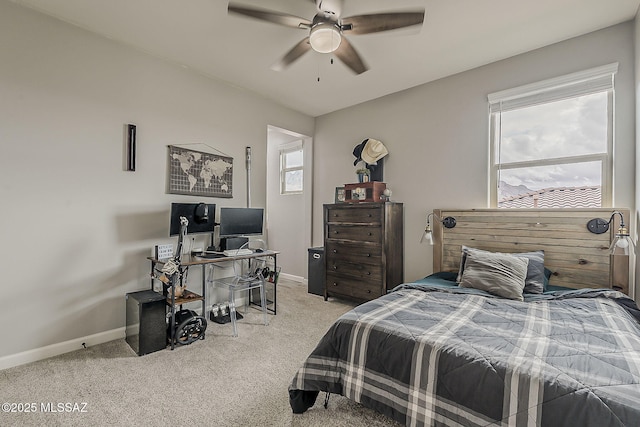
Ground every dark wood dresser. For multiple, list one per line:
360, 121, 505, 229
324, 202, 404, 302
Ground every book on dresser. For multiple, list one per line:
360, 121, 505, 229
323, 202, 404, 302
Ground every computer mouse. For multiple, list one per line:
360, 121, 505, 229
255, 248, 264, 253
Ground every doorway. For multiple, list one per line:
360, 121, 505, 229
266, 125, 313, 281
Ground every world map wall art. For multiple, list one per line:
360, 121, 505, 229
167, 145, 233, 198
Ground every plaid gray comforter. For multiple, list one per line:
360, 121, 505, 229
289, 282, 640, 426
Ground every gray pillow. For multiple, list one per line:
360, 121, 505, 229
458, 251, 529, 301
457, 246, 545, 294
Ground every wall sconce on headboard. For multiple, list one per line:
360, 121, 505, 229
420, 212, 456, 245
586, 211, 634, 256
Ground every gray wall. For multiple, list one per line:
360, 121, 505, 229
0, 1, 314, 362
313, 22, 636, 284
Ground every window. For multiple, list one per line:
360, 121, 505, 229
488, 63, 617, 208
280, 141, 303, 194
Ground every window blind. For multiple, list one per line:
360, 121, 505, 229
279, 140, 303, 153
488, 62, 618, 113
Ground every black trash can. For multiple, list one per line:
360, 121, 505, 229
307, 247, 325, 296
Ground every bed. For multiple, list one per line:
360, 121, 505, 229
289, 208, 640, 426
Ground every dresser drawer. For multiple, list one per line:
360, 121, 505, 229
326, 206, 382, 223
326, 273, 383, 300
326, 224, 381, 242
325, 241, 381, 265
326, 259, 382, 281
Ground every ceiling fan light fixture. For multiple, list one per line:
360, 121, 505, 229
309, 23, 341, 53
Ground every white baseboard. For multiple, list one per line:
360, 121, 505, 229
279, 272, 304, 283
0, 327, 125, 371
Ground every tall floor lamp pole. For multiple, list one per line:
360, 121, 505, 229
246, 146, 252, 208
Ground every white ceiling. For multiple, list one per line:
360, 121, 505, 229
11, 0, 640, 117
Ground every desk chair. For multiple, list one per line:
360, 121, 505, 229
213, 240, 269, 337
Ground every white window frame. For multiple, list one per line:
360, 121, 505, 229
488, 63, 617, 208
279, 140, 304, 195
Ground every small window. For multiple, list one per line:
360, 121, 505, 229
280, 142, 303, 195
489, 63, 616, 208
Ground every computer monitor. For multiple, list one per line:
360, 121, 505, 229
218, 207, 264, 237
169, 202, 216, 236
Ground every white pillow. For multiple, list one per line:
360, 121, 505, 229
458, 251, 529, 301
457, 246, 545, 294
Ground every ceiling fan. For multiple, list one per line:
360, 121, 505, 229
227, 0, 425, 75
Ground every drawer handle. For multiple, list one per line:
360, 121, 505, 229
368, 232, 372, 236
367, 272, 371, 275
367, 253, 371, 257
333, 249, 337, 253
313, 253, 321, 259
334, 231, 339, 234
333, 282, 338, 287
368, 213, 372, 217
333, 265, 337, 270
366, 289, 371, 293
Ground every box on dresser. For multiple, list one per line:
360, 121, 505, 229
344, 182, 387, 203
323, 202, 403, 303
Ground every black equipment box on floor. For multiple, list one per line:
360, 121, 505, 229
126, 290, 166, 356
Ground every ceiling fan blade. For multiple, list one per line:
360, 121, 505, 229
228, 3, 312, 29
315, 0, 343, 18
271, 37, 312, 71
341, 10, 425, 35
333, 37, 368, 75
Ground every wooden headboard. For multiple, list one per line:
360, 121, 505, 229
432, 208, 630, 295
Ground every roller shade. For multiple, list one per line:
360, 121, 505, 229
489, 63, 617, 113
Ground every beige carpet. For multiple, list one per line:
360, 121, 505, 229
0, 278, 402, 426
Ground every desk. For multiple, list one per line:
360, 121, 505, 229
147, 250, 280, 346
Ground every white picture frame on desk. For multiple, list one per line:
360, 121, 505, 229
155, 244, 174, 260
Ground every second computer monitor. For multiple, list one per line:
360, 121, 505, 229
218, 207, 264, 237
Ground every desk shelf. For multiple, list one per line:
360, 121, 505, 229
166, 289, 203, 306
149, 262, 207, 350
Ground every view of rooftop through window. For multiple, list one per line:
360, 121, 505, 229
495, 91, 609, 208
281, 145, 303, 194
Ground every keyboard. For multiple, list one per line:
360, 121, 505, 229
223, 249, 254, 256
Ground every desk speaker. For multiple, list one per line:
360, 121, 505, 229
126, 290, 166, 356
